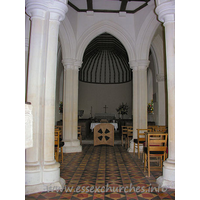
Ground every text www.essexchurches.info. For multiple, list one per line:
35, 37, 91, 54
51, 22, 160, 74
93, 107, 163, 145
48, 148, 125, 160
45, 183, 167, 193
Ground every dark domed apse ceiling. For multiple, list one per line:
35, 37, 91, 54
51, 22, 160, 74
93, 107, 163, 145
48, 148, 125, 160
79, 33, 132, 84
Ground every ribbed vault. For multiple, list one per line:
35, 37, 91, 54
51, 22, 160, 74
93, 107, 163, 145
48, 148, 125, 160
79, 33, 132, 84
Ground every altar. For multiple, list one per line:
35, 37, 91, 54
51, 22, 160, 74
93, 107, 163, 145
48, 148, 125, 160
94, 113, 115, 121
90, 123, 118, 131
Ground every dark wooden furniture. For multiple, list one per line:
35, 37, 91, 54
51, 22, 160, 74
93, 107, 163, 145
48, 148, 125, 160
78, 119, 91, 139
117, 119, 133, 137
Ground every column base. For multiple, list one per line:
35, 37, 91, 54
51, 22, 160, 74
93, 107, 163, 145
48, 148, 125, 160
127, 140, 143, 153
26, 161, 65, 194
63, 139, 82, 153
156, 158, 175, 189
25, 178, 65, 195
127, 140, 134, 152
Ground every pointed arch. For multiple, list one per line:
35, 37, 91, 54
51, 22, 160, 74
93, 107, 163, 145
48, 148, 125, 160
59, 17, 76, 60
136, 10, 160, 60
76, 20, 136, 64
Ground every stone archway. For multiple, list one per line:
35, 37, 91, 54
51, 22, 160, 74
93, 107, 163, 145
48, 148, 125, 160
76, 20, 136, 64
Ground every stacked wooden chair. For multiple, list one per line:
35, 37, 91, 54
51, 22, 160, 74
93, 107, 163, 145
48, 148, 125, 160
121, 126, 133, 148
148, 125, 158, 132
148, 125, 168, 133
133, 129, 152, 159
78, 126, 82, 145
55, 125, 63, 139
154, 126, 167, 133
143, 132, 168, 177
121, 126, 128, 148
127, 126, 133, 149
54, 128, 64, 163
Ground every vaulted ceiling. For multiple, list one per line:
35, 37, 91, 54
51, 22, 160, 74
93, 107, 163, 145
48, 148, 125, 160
79, 33, 132, 84
68, 0, 150, 14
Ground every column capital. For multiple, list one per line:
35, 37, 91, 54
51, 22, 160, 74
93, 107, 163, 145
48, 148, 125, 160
25, 0, 68, 21
62, 58, 82, 70
62, 58, 75, 66
74, 60, 83, 69
129, 60, 138, 70
155, 0, 175, 24
129, 60, 150, 70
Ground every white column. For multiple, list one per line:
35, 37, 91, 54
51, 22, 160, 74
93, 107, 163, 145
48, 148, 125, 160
156, 74, 167, 125
155, 0, 175, 189
25, 0, 68, 194
128, 60, 149, 152
128, 61, 138, 152
137, 60, 149, 129
62, 59, 82, 153
25, 14, 31, 101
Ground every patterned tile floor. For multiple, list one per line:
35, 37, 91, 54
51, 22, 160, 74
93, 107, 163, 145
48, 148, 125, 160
26, 145, 175, 199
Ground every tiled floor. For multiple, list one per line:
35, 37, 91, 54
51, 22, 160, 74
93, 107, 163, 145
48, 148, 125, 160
25, 145, 175, 199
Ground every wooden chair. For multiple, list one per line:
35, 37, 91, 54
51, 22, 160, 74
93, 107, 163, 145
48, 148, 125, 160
133, 129, 152, 159
121, 126, 128, 147
127, 127, 133, 149
148, 125, 158, 132
144, 132, 168, 177
55, 128, 64, 163
94, 123, 114, 146
55, 125, 63, 140
78, 126, 82, 145
154, 126, 167, 133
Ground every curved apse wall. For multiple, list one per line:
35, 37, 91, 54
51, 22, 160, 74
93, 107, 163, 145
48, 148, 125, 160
79, 33, 132, 84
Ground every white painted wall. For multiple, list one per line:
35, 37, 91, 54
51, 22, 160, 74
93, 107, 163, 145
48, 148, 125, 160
78, 81, 132, 119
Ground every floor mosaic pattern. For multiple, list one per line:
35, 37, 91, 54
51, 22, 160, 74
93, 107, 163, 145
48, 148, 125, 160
26, 145, 175, 199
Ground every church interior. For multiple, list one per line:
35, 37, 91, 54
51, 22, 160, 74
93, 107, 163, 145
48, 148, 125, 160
24, 0, 177, 199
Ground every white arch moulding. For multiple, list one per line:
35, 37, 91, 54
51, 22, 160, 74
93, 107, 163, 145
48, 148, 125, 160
136, 10, 160, 61
76, 20, 136, 65
59, 17, 77, 60
151, 34, 165, 75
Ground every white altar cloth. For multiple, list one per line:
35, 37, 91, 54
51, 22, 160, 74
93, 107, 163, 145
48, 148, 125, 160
90, 123, 118, 130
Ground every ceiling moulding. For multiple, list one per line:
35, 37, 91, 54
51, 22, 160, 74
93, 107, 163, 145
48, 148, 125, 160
68, 0, 150, 14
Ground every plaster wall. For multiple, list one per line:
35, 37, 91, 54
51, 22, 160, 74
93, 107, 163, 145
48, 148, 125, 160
76, 12, 135, 43
65, 6, 78, 39
78, 81, 132, 119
